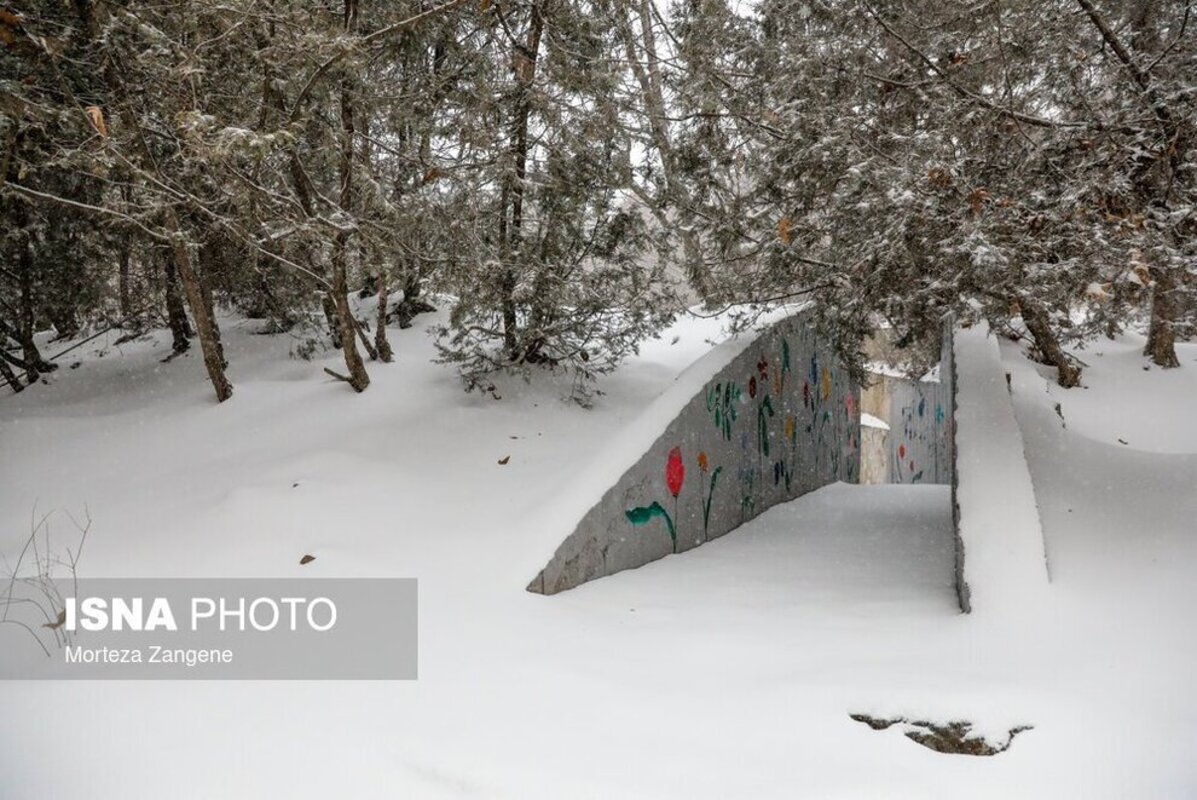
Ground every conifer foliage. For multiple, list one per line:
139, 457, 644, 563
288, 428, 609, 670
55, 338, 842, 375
1, 1, 1192, 399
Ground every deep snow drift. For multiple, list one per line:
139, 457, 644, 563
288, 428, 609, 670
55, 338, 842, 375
1, 315, 1194, 798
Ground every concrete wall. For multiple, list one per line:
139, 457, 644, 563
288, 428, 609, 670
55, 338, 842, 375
860, 374, 893, 422
887, 376, 952, 485
859, 416, 890, 485
861, 325, 955, 486
528, 312, 861, 594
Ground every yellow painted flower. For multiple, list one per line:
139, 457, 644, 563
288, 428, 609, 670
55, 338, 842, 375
821, 367, 831, 401
697, 451, 709, 472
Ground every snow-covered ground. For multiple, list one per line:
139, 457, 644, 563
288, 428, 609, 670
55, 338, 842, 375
1, 315, 1194, 798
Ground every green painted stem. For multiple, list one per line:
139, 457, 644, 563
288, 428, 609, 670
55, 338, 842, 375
626, 501, 676, 552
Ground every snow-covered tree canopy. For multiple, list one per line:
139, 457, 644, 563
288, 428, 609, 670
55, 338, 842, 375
1, 0, 1193, 398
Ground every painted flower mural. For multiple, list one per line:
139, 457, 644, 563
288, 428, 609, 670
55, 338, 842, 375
706, 381, 741, 440
623, 324, 864, 564
624, 501, 675, 551
626, 446, 686, 553
697, 450, 722, 541
666, 446, 685, 498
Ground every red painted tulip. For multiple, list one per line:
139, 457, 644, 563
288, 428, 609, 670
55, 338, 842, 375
666, 447, 685, 498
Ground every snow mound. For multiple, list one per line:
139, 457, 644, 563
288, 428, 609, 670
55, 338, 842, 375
1013, 334, 1197, 454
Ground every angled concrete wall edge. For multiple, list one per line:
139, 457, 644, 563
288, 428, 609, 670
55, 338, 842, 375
951, 322, 1051, 615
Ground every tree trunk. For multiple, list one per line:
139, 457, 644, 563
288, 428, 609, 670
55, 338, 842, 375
165, 212, 233, 402
329, 242, 369, 391
163, 247, 193, 355
359, 108, 391, 364
14, 212, 55, 381
1127, 0, 1180, 368
392, 271, 435, 328
198, 240, 228, 368
614, 0, 712, 300
0, 317, 49, 386
118, 244, 132, 319
118, 185, 134, 318
1079, 0, 1182, 367
374, 266, 393, 362
499, 266, 519, 356
97, 48, 226, 404
255, 14, 340, 345
47, 306, 80, 341
498, 1, 547, 359
326, 0, 370, 392
1022, 300, 1081, 388
0, 354, 21, 393
1144, 266, 1181, 368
